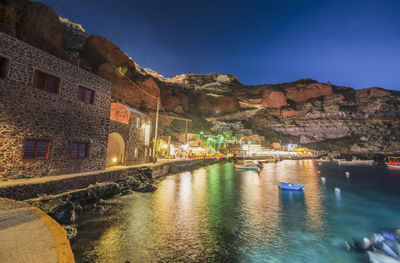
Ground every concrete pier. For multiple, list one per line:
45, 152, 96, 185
0, 198, 74, 263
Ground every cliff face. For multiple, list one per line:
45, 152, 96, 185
163, 73, 400, 152
1, 0, 400, 152
249, 86, 400, 152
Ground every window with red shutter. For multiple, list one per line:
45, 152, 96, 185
72, 142, 88, 158
23, 140, 49, 159
34, 71, 59, 94
77, 86, 94, 104
0, 56, 8, 79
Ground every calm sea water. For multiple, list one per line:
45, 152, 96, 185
71, 160, 400, 263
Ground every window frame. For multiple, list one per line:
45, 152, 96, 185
0, 56, 9, 79
77, 86, 95, 104
33, 70, 60, 94
71, 142, 89, 159
22, 139, 50, 160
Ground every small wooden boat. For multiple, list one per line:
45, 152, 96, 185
279, 182, 307, 191
337, 159, 374, 165
387, 157, 400, 168
235, 160, 260, 171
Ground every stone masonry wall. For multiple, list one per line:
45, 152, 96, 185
0, 32, 112, 180
109, 111, 153, 165
125, 112, 153, 165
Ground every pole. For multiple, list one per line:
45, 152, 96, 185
185, 120, 188, 144
167, 135, 171, 156
152, 97, 160, 163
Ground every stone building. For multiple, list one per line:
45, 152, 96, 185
0, 32, 112, 180
107, 102, 152, 167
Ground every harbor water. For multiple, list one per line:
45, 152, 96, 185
71, 160, 400, 263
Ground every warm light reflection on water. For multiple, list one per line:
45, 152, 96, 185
72, 161, 400, 263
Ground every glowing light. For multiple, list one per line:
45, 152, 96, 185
112, 157, 117, 163
182, 144, 189, 151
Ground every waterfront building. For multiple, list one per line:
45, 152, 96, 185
107, 102, 152, 166
241, 144, 262, 157
0, 32, 112, 180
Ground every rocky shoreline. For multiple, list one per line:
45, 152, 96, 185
22, 158, 226, 241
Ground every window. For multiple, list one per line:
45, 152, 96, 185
144, 148, 147, 157
23, 139, 49, 159
78, 86, 94, 104
34, 71, 59, 94
134, 148, 138, 158
72, 143, 88, 158
135, 118, 141, 128
0, 56, 8, 79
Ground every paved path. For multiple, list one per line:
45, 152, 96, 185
0, 158, 181, 188
0, 198, 74, 263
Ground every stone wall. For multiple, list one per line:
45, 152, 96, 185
0, 166, 151, 200
0, 158, 223, 200
0, 32, 112, 180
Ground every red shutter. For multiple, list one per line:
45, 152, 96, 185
34, 72, 44, 90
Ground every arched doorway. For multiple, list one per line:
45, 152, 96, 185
106, 132, 125, 167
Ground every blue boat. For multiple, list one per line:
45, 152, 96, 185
279, 182, 307, 191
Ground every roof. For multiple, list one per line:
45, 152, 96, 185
122, 104, 149, 118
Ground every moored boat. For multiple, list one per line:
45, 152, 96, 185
235, 160, 260, 171
279, 182, 307, 191
337, 159, 374, 165
387, 157, 400, 168
368, 251, 400, 263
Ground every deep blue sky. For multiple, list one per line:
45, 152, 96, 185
39, 0, 400, 90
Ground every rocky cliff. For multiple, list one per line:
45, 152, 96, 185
1, 0, 400, 153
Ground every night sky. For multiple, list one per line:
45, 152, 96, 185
39, 0, 400, 90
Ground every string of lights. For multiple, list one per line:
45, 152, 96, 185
160, 103, 181, 132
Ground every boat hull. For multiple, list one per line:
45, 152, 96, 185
234, 165, 259, 171
367, 251, 400, 263
338, 160, 374, 165
279, 182, 307, 191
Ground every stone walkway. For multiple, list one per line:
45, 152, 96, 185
0, 158, 179, 188
0, 198, 74, 263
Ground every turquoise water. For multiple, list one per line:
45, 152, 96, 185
72, 160, 400, 263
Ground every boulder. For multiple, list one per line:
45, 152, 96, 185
133, 183, 157, 192
285, 83, 333, 102
0, 0, 67, 58
81, 35, 136, 72
0, 5, 17, 36
261, 91, 288, 108
59, 17, 88, 52
356, 87, 390, 99
96, 63, 160, 110
281, 110, 301, 117
52, 202, 76, 225
63, 225, 78, 240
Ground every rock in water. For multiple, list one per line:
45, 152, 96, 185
63, 225, 78, 240
134, 183, 157, 192
52, 202, 76, 224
